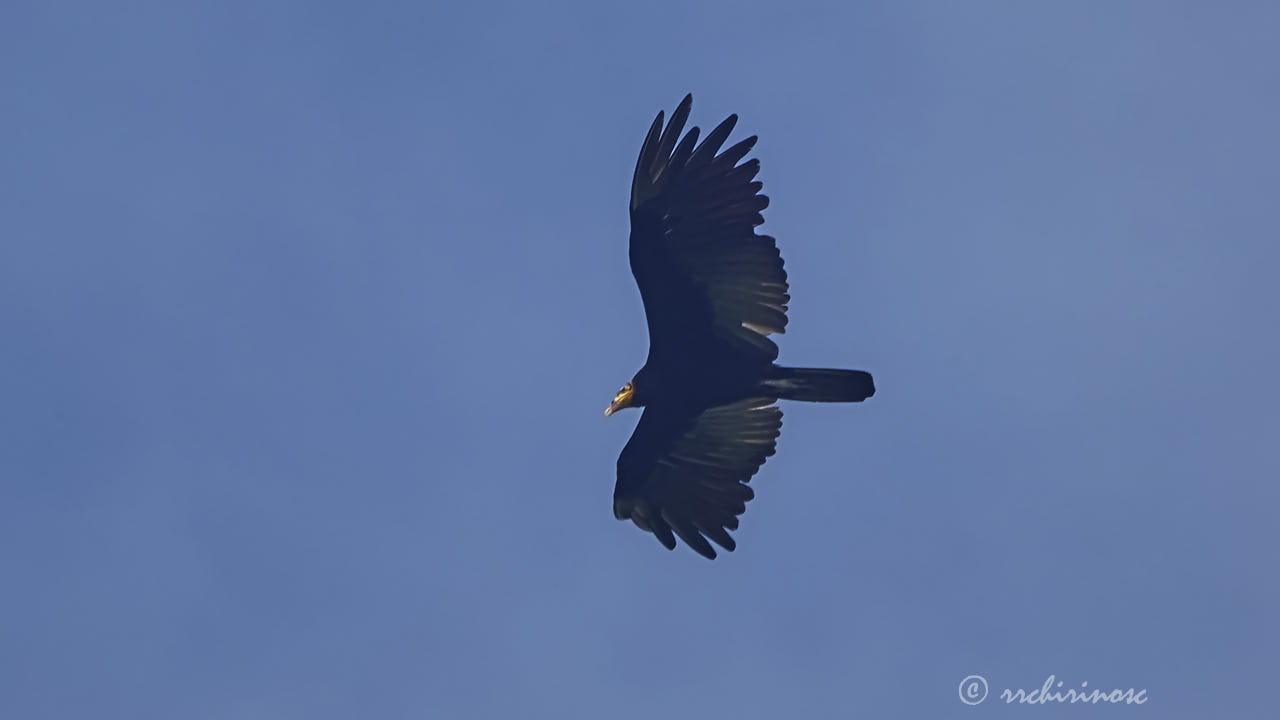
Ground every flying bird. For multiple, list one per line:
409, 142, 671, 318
606, 94, 875, 559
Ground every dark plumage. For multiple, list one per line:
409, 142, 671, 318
606, 95, 875, 559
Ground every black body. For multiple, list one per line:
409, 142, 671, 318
612, 95, 874, 559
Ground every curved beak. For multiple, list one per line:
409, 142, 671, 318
605, 386, 634, 417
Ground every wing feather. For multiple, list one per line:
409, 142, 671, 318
614, 398, 783, 559
629, 96, 789, 364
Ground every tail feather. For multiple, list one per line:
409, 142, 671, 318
763, 367, 875, 403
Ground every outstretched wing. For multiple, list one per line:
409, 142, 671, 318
629, 94, 790, 365
614, 397, 783, 559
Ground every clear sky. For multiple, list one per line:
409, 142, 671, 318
2, 2, 1277, 718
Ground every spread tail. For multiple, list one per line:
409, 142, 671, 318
762, 367, 875, 403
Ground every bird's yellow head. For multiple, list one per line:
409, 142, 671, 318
605, 382, 635, 417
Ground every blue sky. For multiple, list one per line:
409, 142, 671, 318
2, 2, 1277, 718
